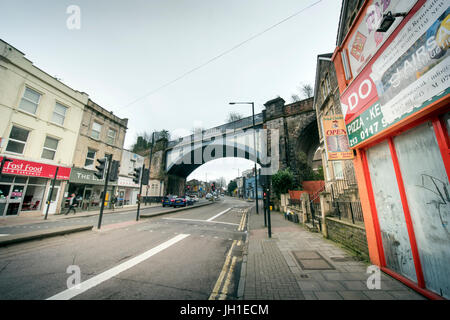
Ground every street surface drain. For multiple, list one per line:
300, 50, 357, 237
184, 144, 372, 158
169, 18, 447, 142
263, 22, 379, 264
291, 251, 335, 270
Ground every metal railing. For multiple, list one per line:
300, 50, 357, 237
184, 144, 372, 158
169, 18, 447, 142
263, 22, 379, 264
333, 200, 364, 224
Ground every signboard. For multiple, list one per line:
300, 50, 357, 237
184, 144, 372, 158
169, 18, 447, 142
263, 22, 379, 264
118, 176, 139, 188
345, 0, 418, 79
343, 1, 450, 147
0, 157, 71, 180
69, 167, 109, 185
322, 115, 354, 160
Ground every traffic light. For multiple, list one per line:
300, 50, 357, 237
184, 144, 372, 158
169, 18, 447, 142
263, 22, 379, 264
132, 167, 142, 184
141, 168, 149, 185
109, 160, 120, 182
94, 157, 107, 179
211, 183, 215, 191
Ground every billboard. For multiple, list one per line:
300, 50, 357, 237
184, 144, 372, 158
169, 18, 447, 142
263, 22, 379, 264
342, 0, 450, 147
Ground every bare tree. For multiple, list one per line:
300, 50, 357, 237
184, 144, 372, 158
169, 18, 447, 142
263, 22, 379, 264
226, 112, 243, 123
301, 84, 313, 99
291, 94, 301, 102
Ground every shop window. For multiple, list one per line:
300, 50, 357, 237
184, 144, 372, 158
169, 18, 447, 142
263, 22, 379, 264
107, 128, 116, 145
19, 87, 41, 115
41, 136, 59, 160
91, 122, 102, 140
52, 103, 68, 126
366, 141, 417, 282
84, 148, 96, 168
6, 126, 29, 154
394, 122, 450, 299
22, 184, 45, 211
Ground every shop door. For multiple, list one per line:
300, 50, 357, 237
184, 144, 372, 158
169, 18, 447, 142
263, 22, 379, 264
6, 184, 25, 216
366, 141, 417, 282
43, 186, 60, 215
393, 121, 450, 299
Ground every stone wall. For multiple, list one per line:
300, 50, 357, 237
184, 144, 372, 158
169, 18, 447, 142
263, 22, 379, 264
325, 217, 369, 260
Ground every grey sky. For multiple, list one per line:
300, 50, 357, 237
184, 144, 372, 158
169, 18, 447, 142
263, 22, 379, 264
0, 0, 341, 184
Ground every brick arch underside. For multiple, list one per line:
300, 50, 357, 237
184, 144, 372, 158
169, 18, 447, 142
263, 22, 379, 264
293, 117, 320, 167
166, 144, 263, 179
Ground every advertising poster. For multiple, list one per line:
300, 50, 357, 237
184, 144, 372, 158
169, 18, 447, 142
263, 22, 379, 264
343, 0, 450, 147
323, 115, 354, 160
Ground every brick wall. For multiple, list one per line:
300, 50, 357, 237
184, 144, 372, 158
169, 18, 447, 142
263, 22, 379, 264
325, 217, 369, 260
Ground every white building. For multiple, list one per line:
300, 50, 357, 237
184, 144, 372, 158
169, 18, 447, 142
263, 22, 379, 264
0, 39, 88, 216
117, 149, 144, 206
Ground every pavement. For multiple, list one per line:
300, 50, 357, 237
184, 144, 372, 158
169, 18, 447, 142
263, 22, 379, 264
240, 204, 427, 300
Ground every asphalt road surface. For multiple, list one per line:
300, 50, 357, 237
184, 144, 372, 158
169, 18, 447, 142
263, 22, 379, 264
0, 200, 209, 235
0, 197, 252, 300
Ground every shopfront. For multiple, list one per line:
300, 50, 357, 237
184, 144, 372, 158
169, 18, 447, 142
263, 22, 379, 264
65, 167, 116, 212
0, 156, 71, 216
117, 176, 139, 207
333, 0, 449, 299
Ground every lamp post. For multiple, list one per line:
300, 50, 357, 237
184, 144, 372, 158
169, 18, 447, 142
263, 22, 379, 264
229, 102, 259, 214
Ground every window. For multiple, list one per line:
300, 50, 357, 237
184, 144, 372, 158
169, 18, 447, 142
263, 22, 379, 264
6, 126, 29, 154
341, 50, 352, 81
332, 161, 344, 180
19, 87, 41, 114
107, 129, 117, 145
91, 122, 102, 139
52, 103, 68, 126
41, 136, 59, 160
84, 148, 96, 168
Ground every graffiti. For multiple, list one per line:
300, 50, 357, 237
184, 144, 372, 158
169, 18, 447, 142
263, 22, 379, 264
417, 174, 450, 234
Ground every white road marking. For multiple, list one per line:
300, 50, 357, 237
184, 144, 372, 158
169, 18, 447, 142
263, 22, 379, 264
207, 208, 231, 222
0, 234, 10, 237
46, 233, 190, 300
163, 218, 238, 226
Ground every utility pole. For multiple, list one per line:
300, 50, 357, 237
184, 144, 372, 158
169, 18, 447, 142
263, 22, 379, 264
44, 166, 59, 220
147, 132, 155, 198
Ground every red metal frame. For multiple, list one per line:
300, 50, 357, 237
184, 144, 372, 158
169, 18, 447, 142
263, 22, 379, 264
432, 116, 450, 179
360, 149, 386, 267
388, 137, 425, 288
381, 267, 444, 301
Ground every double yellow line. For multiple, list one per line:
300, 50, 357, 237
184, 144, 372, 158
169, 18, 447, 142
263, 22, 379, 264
209, 209, 247, 300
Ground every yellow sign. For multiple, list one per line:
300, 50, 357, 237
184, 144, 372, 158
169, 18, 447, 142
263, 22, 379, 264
323, 114, 354, 161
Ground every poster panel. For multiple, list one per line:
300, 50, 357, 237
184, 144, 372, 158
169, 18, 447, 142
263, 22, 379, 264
323, 115, 354, 160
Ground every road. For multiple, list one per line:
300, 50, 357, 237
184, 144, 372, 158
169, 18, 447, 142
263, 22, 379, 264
0, 200, 210, 235
0, 197, 251, 300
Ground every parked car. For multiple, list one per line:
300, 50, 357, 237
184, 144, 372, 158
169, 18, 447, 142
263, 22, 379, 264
173, 195, 192, 207
162, 195, 177, 207
191, 195, 199, 202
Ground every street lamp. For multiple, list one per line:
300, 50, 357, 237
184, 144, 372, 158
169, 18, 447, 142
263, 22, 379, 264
229, 102, 259, 214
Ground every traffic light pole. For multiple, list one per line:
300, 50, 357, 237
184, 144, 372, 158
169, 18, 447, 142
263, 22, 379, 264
267, 185, 272, 238
136, 164, 145, 221
97, 154, 112, 230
